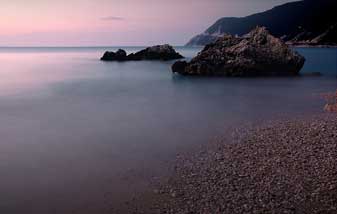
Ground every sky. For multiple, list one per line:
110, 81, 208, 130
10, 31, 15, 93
0, 0, 298, 46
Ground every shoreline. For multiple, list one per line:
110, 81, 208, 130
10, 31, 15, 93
131, 113, 337, 214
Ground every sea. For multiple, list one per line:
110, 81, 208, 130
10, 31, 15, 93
0, 46, 336, 213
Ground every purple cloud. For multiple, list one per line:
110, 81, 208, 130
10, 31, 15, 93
100, 16, 125, 21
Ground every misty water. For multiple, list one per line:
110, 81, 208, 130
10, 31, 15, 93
0, 47, 336, 213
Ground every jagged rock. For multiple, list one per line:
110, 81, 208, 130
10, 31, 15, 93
173, 27, 305, 76
101, 45, 183, 61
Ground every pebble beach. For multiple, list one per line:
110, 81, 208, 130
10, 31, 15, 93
134, 113, 337, 214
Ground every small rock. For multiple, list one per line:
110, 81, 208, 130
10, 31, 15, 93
101, 44, 184, 61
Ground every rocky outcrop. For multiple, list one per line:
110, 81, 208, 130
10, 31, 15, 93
101, 44, 183, 61
173, 27, 305, 76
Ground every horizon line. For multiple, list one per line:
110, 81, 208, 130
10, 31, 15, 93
0, 46, 147, 48
0, 45, 189, 48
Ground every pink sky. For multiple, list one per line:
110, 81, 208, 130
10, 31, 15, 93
0, 0, 296, 46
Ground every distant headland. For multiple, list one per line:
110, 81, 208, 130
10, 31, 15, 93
186, 0, 337, 47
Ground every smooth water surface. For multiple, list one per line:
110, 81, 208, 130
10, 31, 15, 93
0, 47, 336, 214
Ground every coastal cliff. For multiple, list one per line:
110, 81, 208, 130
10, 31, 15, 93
186, 0, 337, 47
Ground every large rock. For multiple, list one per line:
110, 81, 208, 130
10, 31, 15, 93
101, 44, 183, 61
173, 27, 305, 76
